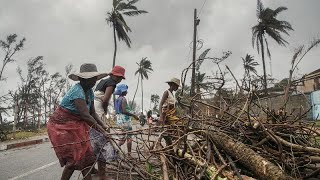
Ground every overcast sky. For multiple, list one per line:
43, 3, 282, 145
0, 0, 319, 111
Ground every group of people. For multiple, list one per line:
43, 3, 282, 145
47, 63, 181, 180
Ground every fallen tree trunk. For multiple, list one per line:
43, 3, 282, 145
208, 130, 290, 180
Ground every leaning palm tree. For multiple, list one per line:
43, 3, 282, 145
252, 0, 293, 94
242, 54, 259, 90
132, 57, 153, 112
106, 0, 148, 67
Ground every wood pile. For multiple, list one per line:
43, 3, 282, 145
102, 96, 320, 180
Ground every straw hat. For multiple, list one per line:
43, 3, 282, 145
68, 63, 108, 81
166, 78, 180, 87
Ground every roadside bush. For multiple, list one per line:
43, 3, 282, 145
0, 123, 12, 141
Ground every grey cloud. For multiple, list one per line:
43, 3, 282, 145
0, 0, 319, 110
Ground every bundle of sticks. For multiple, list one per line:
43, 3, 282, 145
101, 99, 319, 180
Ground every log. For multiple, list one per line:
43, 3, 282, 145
208, 130, 290, 180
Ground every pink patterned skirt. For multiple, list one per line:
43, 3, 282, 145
47, 106, 95, 170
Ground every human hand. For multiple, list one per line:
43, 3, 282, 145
102, 125, 110, 132
103, 131, 111, 139
133, 115, 139, 120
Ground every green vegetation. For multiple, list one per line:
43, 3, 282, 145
6, 128, 47, 141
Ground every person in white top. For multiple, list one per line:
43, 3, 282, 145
159, 77, 180, 125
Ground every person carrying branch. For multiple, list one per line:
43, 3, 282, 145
114, 84, 139, 158
47, 63, 110, 180
90, 65, 125, 179
159, 78, 181, 146
159, 77, 181, 125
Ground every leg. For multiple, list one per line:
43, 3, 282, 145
98, 161, 107, 180
82, 168, 92, 180
61, 166, 74, 180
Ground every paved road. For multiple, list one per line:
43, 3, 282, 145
0, 142, 82, 180
0, 124, 147, 180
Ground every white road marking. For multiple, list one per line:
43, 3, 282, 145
8, 160, 58, 180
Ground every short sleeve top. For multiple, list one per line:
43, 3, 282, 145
115, 96, 132, 123
60, 83, 94, 114
95, 78, 117, 93
162, 90, 176, 107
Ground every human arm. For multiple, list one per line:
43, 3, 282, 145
159, 90, 168, 124
101, 86, 115, 113
121, 97, 139, 120
90, 100, 109, 130
74, 99, 108, 135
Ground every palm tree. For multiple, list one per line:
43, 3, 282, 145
106, 0, 148, 67
242, 54, 259, 90
150, 94, 160, 110
195, 72, 210, 93
132, 57, 153, 112
252, 0, 293, 93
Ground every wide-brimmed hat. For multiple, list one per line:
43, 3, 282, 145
114, 84, 128, 95
68, 63, 108, 81
166, 77, 180, 87
111, 65, 126, 79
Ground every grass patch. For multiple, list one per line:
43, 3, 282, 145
6, 128, 47, 141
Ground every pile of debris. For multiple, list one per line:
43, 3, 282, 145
102, 95, 320, 180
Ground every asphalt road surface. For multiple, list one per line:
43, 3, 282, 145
0, 124, 146, 180
0, 142, 82, 180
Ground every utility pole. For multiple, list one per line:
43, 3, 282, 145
190, 9, 199, 97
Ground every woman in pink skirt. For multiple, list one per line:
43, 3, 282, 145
47, 63, 110, 180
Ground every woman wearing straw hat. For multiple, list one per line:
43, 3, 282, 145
89, 65, 125, 179
159, 77, 181, 125
47, 63, 110, 180
159, 78, 181, 146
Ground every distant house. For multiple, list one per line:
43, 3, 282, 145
296, 68, 320, 93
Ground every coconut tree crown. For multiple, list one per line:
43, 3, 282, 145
252, 0, 293, 58
106, 0, 148, 48
251, 0, 293, 93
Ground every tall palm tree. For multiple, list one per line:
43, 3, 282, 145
252, 0, 293, 93
150, 94, 160, 110
242, 54, 259, 90
106, 0, 148, 67
132, 57, 153, 112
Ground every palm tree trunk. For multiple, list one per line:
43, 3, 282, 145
112, 25, 117, 68
131, 76, 140, 108
260, 36, 268, 95
112, 25, 118, 103
141, 74, 144, 112
283, 69, 293, 106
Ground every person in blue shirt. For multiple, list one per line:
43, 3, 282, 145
114, 84, 139, 158
47, 63, 109, 180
